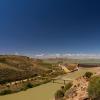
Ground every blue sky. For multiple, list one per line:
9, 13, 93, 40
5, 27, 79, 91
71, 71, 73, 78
0, 0, 100, 55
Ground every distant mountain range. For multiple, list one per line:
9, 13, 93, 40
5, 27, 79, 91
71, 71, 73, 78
34, 53, 100, 59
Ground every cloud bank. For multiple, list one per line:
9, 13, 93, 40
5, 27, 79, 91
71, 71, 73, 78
34, 53, 100, 59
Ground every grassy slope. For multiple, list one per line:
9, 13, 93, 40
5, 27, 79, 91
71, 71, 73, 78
0, 55, 56, 83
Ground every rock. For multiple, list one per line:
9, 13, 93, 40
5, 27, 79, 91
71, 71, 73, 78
64, 77, 89, 100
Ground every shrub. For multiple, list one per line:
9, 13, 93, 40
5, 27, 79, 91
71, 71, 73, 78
55, 89, 64, 99
88, 76, 100, 99
32, 83, 40, 87
64, 82, 73, 92
84, 72, 93, 78
55, 82, 73, 100
61, 86, 64, 90
0, 90, 12, 95
26, 83, 33, 88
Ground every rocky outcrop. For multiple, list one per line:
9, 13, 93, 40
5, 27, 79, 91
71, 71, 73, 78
64, 77, 89, 100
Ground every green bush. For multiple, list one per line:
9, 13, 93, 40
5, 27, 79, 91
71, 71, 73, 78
84, 72, 93, 78
26, 83, 33, 88
55, 89, 64, 99
88, 76, 100, 99
64, 82, 73, 92
32, 83, 40, 87
55, 82, 73, 99
0, 90, 12, 95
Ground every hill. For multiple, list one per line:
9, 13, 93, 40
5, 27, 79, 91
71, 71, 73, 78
0, 55, 62, 84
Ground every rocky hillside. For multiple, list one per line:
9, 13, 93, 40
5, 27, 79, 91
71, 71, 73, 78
0, 55, 62, 84
64, 76, 89, 100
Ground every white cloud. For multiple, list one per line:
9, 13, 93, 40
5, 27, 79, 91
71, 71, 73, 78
34, 53, 100, 59
14, 52, 19, 55
35, 54, 44, 57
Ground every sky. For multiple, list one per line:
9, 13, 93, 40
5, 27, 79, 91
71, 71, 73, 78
0, 0, 100, 55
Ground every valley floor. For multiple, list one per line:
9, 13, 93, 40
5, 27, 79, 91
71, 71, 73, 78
0, 67, 99, 100
0, 82, 62, 100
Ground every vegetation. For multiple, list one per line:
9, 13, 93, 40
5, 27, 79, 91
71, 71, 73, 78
0, 90, 12, 95
88, 76, 100, 100
64, 82, 73, 92
55, 89, 64, 99
26, 83, 33, 88
0, 55, 63, 84
55, 82, 73, 100
84, 72, 93, 78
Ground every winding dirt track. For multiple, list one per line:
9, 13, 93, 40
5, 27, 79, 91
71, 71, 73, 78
0, 82, 62, 100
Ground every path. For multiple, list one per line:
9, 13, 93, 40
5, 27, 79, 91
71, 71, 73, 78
0, 82, 62, 100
